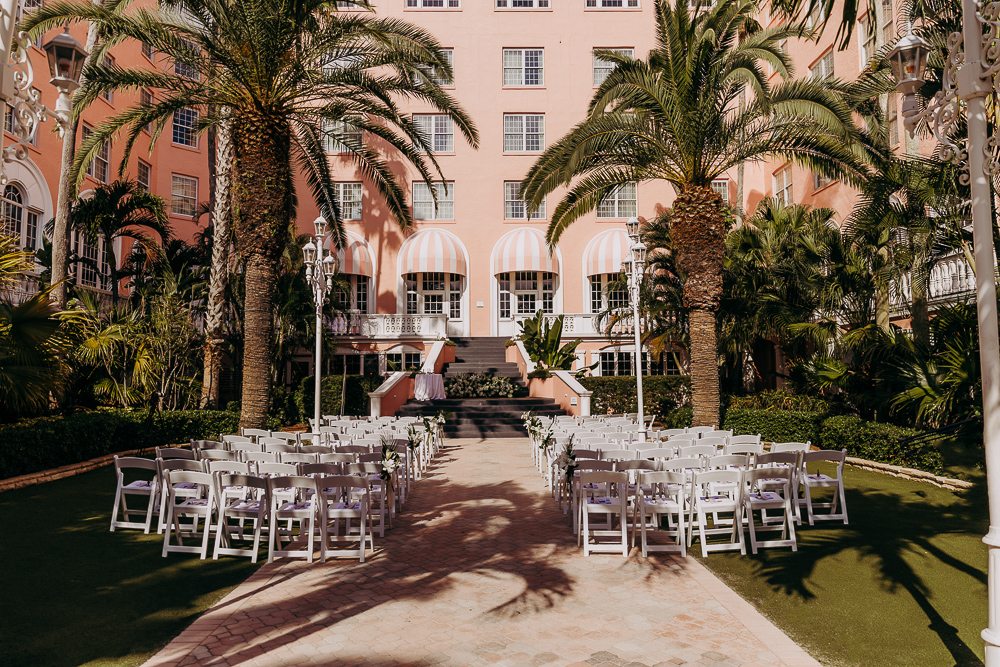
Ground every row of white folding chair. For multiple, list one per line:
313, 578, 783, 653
162, 470, 373, 563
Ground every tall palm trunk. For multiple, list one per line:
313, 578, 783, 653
231, 113, 292, 429
911, 268, 930, 348
200, 119, 232, 409
671, 184, 726, 427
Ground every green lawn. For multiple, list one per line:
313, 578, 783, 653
697, 462, 989, 667
0, 467, 261, 667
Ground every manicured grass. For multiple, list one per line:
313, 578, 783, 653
0, 467, 261, 667
697, 462, 989, 667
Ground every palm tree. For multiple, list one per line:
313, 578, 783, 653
67, 180, 171, 308
25, 0, 479, 428
521, 0, 864, 426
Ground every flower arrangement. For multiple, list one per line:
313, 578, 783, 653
557, 435, 577, 482
523, 412, 554, 453
379, 434, 400, 483
406, 425, 422, 452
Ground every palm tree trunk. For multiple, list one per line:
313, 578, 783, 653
911, 269, 930, 348
231, 112, 292, 430
200, 119, 232, 409
670, 184, 726, 428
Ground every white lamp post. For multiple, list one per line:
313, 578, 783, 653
301, 216, 338, 434
0, 8, 86, 183
889, 17, 1000, 664
622, 216, 647, 440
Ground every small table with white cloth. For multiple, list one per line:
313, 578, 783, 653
414, 373, 446, 400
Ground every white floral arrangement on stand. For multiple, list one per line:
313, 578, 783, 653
380, 434, 401, 522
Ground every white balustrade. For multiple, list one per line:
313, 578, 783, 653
350, 313, 448, 339
512, 313, 634, 337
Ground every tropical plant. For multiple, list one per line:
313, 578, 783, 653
65, 179, 171, 308
444, 372, 517, 399
24, 0, 479, 429
518, 310, 586, 373
521, 0, 863, 426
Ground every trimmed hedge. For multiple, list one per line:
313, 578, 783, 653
726, 390, 832, 413
818, 415, 943, 475
579, 375, 691, 416
722, 409, 824, 444
0, 409, 256, 480
293, 375, 384, 418
445, 372, 518, 398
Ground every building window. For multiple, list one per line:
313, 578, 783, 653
140, 89, 154, 134
355, 275, 369, 314
78, 233, 100, 289
810, 49, 834, 80
497, 0, 549, 7
814, 172, 833, 191
499, 270, 554, 316
22, 0, 42, 12
600, 351, 635, 376
171, 174, 198, 217
711, 179, 729, 204
413, 182, 454, 220
664, 351, 681, 375
504, 182, 545, 219
503, 113, 544, 152
404, 272, 463, 317
590, 274, 627, 312
586, 0, 640, 7
881, 0, 894, 45
83, 126, 110, 183
174, 40, 200, 80
334, 182, 362, 220
503, 49, 544, 87
323, 117, 362, 153
24, 210, 37, 250
859, 16, 876, 66
593, 48, 633, 85
141, 41, 154, 60
887, 94, 899, 146
415, 49, 454, 86
774, 165, 792, 205
172, 108, 198, 147
596, 182, 637, 218
387, 351, 423, 371
100, 56, 114, 102
406, 0, 461, 7
137, 160, 151, 192
414, 114, 454, 152
2, 185, 22, 241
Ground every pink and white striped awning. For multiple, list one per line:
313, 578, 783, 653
493, 228, 559, 274
400, 229, 467, 275
585, 228, 632, 276
324, 234, 374, 277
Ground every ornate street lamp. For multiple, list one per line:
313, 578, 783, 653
622, 215, 648, 440
302, 216, 338, 433
889, 18, 1000, 663
0, 17, 86, 182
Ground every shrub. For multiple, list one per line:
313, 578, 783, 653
659, 407, 692, 430
819, 415, 942, 474
579, 375, 691, 416
0, 408, 264, 480
445, 372, 518, 398
293, 375, 384, 418
722, 409, 824, 443
726, 389, 831, 413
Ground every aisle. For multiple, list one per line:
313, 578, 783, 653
145, 438, 819, 667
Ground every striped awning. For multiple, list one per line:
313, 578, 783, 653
585, 228, 632, 276
493, 228, 559, 274
400, 228, 467, 276
325, 233, 374, 277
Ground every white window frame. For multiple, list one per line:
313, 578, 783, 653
99, 56, 114, 102
323, 117, 363, 154
880, 0, 894, 46
859, 15, 876, 67
586, 0, 640, 8
503, 49, 544, 87
596, 182, 637, 219
593, 48, 633, 86
503, 113, 544, 152
711, 179, 729, 204
774, 165, 792, 205
137, 160, 151, 192
590, 273, 627, 313
413, 182, 454, 220
496, 0, 550, 7
814, 172, 834, 191
172, 108, 198, 148
174, 40, 201, 80
406, 0, 461, 8
83, 126, 109, 183
886, 94, 899, 146
414, 114, 455, 153
504, 182, 545, 220
334, 182, 363, 220
415, 49, 454, 86
809, 49, 834, 80
171, 174, 198, 217
404, 272, 463, 318
140, 88, 154, 134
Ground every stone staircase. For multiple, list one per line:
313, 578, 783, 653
396, 337, 567, 438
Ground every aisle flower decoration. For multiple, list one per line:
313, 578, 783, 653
379, 434, 401, 513
406, 424, 421, 452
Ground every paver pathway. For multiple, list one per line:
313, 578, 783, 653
145, 438, 821, 667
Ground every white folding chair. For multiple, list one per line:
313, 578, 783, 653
266, 475, 319, 563
677, 443, 715, 458
725, 441, 763, 456
111, 456, 159, 533
347, 462, 389, 535
157, 447, 197, 460
578, 471, 630, 557
801, 449, 849, 525
635, 470, 687, 557
199, 448, 237, 462
241, 428, 270, 442
755, 451, 803, 525
161, 470, 216, 559
212, 474, 268, 562
687, 426, 717, 437
688, 469, 745, 557
155, 458, 205, 533
743, 467, 798, 554
316, 475, 373, 562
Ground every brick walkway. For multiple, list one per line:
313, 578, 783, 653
145, 438, 820, 667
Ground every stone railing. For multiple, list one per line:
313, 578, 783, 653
891, 253, 979, 315
339, 313, 448, 339
512, 312, 634, 337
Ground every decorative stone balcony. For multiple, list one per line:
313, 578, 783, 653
333, 313, 449, 339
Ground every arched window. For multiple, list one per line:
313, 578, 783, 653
2, 184, 23, 241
